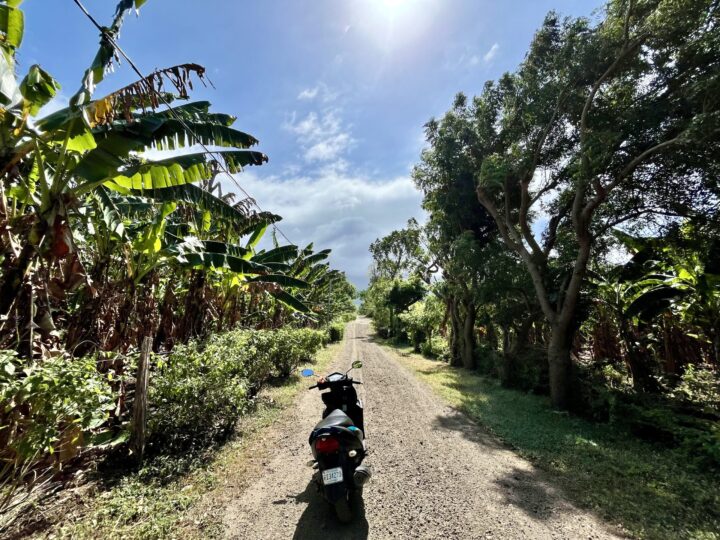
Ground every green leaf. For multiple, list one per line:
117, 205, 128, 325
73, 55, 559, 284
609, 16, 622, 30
133, 183, 280, 232
0, 46, 20, 106
246, 222, 268, 252
269, 290, 312, 313
66, 126, 97, 152
0, 4, 24, 51
253, 245, 299, 264
166, 238, 270, 274
19, 64, 60, 116
76, 150, 266, 192
94, 187, 126, 238
247, 274, 309, 289
625, 286, 690, 321
202, 209, 211, 232
301, 249, 332, 266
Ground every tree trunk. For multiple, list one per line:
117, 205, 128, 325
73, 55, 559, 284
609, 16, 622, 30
548, 324, 572, 409
130, 337, 152, 464
0, 242, 38, 315
461, 301, 476, 369
499, 325, 514, 386
448, 297, 462, 367
501, 316, 535, 387
485, 321, 499, 351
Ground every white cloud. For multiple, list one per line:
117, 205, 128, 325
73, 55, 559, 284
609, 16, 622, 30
296, 82, 338, 103
483, 43, 499, 63
284, 110, 354, 163
297, 87, 319, 100
221, 169, 425, 289
445, 43, 500, 70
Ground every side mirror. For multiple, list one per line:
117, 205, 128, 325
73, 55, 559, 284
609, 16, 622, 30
351, 361, 363, 369
301, 368, 315, 377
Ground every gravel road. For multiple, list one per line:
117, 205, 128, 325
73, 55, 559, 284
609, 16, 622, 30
223, 319, 622, 540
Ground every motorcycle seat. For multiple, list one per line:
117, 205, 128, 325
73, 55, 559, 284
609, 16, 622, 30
314, 409, 354, 431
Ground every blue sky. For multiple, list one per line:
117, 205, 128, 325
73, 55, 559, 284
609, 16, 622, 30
22, 0, 602, 289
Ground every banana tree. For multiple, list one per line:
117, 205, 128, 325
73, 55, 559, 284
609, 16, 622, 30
592, 229, 720, 390
0, 0, 273, 353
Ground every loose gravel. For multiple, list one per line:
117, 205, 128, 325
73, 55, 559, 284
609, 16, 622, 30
222, 319, 622, 540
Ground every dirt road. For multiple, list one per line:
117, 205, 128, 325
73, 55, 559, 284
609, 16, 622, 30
223, 319, 621, 539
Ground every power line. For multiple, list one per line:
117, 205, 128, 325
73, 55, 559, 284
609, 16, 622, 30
71, 0, 296, 247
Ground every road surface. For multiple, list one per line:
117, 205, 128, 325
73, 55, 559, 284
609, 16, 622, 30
223, 319, 621, 539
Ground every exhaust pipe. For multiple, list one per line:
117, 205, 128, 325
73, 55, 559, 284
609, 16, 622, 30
353, 465, 371, 487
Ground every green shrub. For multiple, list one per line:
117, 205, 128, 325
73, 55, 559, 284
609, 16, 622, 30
475, 343, 500, 374
421, 336, 449, 360
269, 328, 325, 378
328, 321, 345, 343
149, 340, 251, 451
148, 328, 326, 451
341, 312, 357, 323
0, 351, 116, 503
671, 364, 720, 414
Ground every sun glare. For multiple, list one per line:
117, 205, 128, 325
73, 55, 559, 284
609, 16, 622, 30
352, 0, 438, 51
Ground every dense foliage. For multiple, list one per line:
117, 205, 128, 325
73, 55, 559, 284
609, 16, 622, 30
0, 0, 355, 517
362, 0, 719, 467
148, 327, 327, 452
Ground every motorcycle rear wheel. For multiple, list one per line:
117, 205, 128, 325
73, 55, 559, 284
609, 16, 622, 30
334, 496, 353, 523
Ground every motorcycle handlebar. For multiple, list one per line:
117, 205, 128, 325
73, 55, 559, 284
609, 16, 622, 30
308, 379, 362, 390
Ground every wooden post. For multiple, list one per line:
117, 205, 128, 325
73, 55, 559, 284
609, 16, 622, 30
130, 336, 152, 463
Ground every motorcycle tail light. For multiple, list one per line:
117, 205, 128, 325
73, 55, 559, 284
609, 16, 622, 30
315, 436, 340, 453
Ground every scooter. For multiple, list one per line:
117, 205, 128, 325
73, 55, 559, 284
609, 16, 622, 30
301, 360, 371, 523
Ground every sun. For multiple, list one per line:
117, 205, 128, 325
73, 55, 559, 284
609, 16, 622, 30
374, 0, 408, 17
350, 0, 438, 52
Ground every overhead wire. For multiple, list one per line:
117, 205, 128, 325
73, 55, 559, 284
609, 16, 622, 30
71, 0, 296, 247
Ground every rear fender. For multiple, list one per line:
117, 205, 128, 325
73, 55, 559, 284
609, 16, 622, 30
323, 481, 349, 504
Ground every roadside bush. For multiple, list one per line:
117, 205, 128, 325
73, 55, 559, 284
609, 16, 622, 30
421, 336, 449, 360
149, 340, 251, 451
148, 328, 326, 451
475, 344, 501, 375
270, 328, 325, 377
670, 364, 720, 414
341, 312, 357, 323
0, 351, 116, 504
328, 320, 345, 343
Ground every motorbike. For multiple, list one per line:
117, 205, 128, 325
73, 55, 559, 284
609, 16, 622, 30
301, 360, 371, 523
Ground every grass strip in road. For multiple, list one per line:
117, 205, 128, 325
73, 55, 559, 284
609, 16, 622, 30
45, 340, 343, 540
382, 342, 720, 540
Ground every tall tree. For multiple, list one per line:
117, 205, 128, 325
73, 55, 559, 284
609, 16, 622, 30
369, 218, 427, 281
459, 0, 719, 408
413, 95, 497, 367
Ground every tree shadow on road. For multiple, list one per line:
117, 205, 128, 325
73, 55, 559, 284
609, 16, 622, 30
431, 411, 563, 523
432, 408, 506, 451
291, 480, 369, 540
491, 466, 564, 522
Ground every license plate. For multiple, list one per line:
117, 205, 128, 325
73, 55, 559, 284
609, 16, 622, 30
321, 467, 343, 485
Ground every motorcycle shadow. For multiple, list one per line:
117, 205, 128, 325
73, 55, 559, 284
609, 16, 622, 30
291, 480, 369, 540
